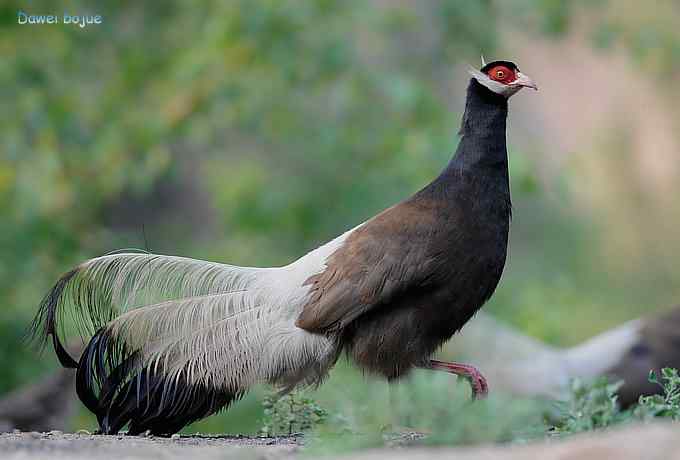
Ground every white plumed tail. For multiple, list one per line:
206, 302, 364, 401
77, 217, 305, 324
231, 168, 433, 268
30, 226, 356, 435
29, 251, 293, 434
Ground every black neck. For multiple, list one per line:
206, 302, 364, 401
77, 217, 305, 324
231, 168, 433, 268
444, 79, 509, 174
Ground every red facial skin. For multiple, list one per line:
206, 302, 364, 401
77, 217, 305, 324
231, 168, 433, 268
487, 65, 516, 85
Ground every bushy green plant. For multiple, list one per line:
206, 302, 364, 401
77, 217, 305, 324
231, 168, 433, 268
554, 377, 626, 434
556, 368, 680, 436
262, 367, 680, 453
303, 369, 548, 455
634, 368, 680, 421
260, 389, 328, 436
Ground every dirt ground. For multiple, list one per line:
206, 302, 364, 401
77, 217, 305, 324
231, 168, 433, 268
0, 431, 301, 460
3, 423, 680, 460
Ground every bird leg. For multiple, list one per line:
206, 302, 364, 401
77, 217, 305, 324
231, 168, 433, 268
426, 359, 489, 399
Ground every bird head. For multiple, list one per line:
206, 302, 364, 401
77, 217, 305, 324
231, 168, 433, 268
469, 58, 538, 98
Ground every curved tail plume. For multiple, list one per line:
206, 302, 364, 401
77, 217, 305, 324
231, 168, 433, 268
29, 251, 335, 435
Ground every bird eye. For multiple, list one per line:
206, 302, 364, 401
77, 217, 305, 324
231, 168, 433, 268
496, 70, 505, 79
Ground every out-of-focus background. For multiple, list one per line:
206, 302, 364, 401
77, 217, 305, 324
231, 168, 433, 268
1, 0, 679, 436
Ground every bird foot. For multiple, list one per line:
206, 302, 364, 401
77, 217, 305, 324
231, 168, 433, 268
428, 359, 489, 399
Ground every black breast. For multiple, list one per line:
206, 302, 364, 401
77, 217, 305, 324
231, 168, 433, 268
341, 79, 512, 379
342, 174, 511, 379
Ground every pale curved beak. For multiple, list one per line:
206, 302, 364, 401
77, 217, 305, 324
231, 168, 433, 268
513, 72, 538, 91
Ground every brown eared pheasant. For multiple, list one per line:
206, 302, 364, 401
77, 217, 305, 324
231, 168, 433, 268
32, 59, 537, 436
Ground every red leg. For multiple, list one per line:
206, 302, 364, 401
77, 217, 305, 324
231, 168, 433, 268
426, 359, 488, 399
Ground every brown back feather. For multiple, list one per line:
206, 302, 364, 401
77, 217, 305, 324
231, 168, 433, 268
295, 199, 439, 333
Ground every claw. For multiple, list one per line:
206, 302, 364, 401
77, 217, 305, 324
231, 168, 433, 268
428, 359, 489, 399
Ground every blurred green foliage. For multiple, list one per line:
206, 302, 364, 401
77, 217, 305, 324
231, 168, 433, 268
555, 377, 626, 434
635, 368, 680, 421
300, 368, 680, 453
552, 369, 680, 437
303, 368, 547, 453
261, 389, 328, 436
1, 0, 680, 439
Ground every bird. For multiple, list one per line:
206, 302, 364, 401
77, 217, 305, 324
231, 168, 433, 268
30, 59, 537, 436
607, 306, 680, 408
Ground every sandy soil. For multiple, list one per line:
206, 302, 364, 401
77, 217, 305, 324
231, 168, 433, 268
0, 431, 301, 460
4, 423, 680, 460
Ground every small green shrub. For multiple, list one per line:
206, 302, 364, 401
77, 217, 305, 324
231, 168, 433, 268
634, 368, 680, 421
556, 367, 680, 435
554, 377, 626, 434
303, 370, 549, 454
260, 389, 328, 436
260, 367, 680, 453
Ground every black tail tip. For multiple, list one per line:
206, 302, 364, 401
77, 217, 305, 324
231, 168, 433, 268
26, 268, 81, 368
